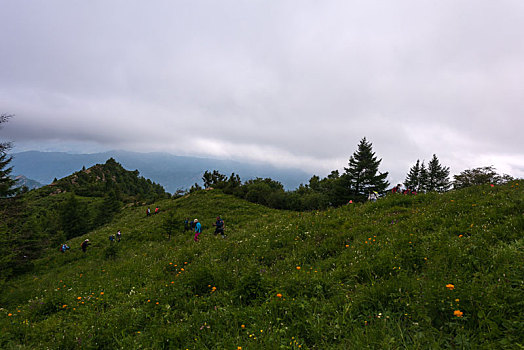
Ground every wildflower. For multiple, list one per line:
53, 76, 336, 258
156, 302, 159, 305
77, 297, 82, 300
345, 244, 349, 248
455, 299, 460, 302
458, 235, 463, 238
62, 305, 67, 308
8, 313, 12, 316
147, 300, 151, 303
296, 266, 301, 270
454, 310, 463, 317
100, 292, 104, 295
238, 347, 242, 350
276, 293, 283, 298
446, 284, 455, 290
241, 324, 245, 328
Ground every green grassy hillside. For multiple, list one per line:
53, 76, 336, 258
1, 182, 522, 349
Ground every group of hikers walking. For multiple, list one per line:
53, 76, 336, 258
185, 216, 226, 241
146, 207, 160, 216
61, 212, 226, 254
59, 239, 92, 253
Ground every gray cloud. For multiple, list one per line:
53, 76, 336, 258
1, 0, 523, 185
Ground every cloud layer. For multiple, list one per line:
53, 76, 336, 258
1, 0, 523, 183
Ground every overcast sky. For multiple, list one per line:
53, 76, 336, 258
1, 0, 523, 185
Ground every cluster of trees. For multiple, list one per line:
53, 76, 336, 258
403, 155, 451, 193
193, 138, 390, 210
194, 138, 516, 211
452, 166, 513, 189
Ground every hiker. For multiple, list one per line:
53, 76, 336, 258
392, 184, 401, 194
368, 191, 378, 202
213, 216, 226, 238
147, 207, 151, 217
184, 218, 191, 232
116, 230, 121, 242
193, 219, 202, 242
109, 234, 115, 243
60, 243, 70, 253
155, 207, 159, 214
81, 239, 90, 253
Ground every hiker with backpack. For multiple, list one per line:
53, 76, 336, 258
116, 230, 121, 242
184, 218, 191, 232
109, 234, 115, 243
146, 207, 151, 217
60, 243, 70, 253
193, 219, 202, 242
81, 239, 90, 253
213, 216, 226, 238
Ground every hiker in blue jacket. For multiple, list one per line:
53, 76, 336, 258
194, 219, 202, 241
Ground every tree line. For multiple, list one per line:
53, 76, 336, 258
192, 137, 515, 211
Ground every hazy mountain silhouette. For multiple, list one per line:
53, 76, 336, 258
11, 151, 311, 193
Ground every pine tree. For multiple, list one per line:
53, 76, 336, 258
419, 162, 428, 193
0, 114, 19, 198
343, 137, 389, 201
404, 159, 421, 191
425, 154, 450, 192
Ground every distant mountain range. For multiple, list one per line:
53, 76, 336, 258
10, 151, 312, 193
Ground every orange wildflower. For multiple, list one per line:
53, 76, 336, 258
446, 284, 455, 290
276, 293, 283, 298
453, 310, 463, 317
296, 266, 301, 270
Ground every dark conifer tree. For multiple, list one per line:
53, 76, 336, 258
0, 114, 19, 198
418, 162, 428, 193
343, 137, 389, 201
425, 154, 450, 192
404, 159, 421, 191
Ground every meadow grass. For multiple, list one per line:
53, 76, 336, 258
0, 182, 522, 349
